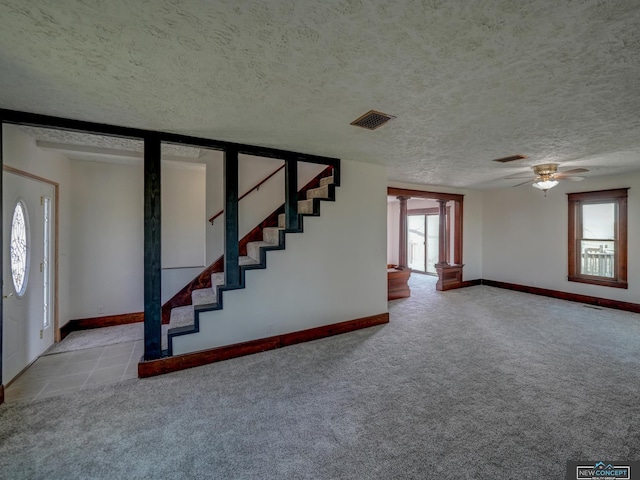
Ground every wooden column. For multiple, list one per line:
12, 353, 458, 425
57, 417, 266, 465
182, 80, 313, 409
143, 136, 162, 360
284, 157, 299, 231
397, 196, 409, 269
436, 199, 448, 266
224, 148, 240, 288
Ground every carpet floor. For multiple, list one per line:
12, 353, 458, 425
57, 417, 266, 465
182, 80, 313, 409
1, 274, 638, 479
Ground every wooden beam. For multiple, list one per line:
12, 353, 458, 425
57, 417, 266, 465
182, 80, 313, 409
144, 136, 162, 360
224, 148, 240, 288
284, 157, 299, 231
397, 196, 409, 269
436, 199, 448, 266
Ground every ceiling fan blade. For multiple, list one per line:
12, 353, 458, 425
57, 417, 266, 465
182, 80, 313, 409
559, 168, 589, 175
557, 175, 585, 181
504, 173, 535, 179
512, 179, 534, 187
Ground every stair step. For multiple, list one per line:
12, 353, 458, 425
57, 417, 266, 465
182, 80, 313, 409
212, 272, 225, 288
240, 255, 261, 266
192, 288, 216, 306
247, 241, 278, 261
298, 199, 314, 214
319, 175, 334, 187
306, 185, 330, 200
262, 226, 284, 245
169, 305, 195, 328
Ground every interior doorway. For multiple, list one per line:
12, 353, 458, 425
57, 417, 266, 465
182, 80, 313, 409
2, 167, 58, 384
408, 213, 440, 274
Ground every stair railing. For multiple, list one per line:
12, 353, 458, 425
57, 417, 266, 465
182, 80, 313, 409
209, 164, 285, 224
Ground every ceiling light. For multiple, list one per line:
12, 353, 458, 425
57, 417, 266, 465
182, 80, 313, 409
532, 179, 559, 192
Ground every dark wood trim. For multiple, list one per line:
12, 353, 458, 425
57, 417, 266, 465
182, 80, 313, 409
285, 157, 299, 231
453, 279, 482, 289
435, 264, 464, 291
209, 164, 285, 224
388, 268, 411, 300
224, 148, 240, 288
567, 188, 628, 289
566, 188, 629, 202
143, 136, 162, 360
397, 196, 409, 269
481, 279, 640, 314
0, 108, 340, 167
454, 198, 463, 266
388, 186, 464, 276
60, 312, 144, 340
139, 312, 389, 377
387, 187, 464, 203
0, 385, 4, 405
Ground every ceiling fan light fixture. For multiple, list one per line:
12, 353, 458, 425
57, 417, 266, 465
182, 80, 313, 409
532, 179, 559, 192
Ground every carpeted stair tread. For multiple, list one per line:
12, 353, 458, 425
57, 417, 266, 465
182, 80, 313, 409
169, 305, 195, 328
298, 199, 314, 214
192, 288, 216, 306
247, 241, 278, 261
319, 175, 334, 187
240, 255, 261, 266
262, 226, 284, 244
306, 185, 330, 199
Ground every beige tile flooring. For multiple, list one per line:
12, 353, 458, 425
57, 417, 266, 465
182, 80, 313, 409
4, 340, 143, 403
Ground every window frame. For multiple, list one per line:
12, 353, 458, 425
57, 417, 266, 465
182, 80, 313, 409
567, 188, 628, 289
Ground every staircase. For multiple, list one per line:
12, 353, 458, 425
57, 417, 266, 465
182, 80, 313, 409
163, 173, 336, 356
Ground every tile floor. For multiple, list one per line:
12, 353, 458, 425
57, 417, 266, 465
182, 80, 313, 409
4, 340, 143, 403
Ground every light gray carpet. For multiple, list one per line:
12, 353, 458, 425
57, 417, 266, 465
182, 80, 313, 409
44, 323, 144, 355
1, 274, 639, 479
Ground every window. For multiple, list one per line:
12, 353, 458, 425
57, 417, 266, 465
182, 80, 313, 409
568, 189, 628, 289
10, 200, 30, 296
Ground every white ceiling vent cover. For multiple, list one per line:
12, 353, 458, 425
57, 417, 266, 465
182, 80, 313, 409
350, 110, 396, 130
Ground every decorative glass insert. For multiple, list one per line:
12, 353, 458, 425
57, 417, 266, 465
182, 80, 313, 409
43, 197, 51, 328
10, 200, 30, 296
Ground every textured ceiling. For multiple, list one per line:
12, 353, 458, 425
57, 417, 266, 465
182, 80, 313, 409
0, 0, 639, 188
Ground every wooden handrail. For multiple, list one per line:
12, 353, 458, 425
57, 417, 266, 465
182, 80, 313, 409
209, 164, 285, 224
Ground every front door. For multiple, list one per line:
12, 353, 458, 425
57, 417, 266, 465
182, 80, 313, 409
3, 171, 55, 383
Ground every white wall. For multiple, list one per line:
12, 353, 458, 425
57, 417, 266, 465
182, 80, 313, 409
386, 181, 483, 280
2, 125, 72, 328
69, 160, 144, 319
481, 172, 640, 303
173, 159, 388, 354
161, 160, 206, 268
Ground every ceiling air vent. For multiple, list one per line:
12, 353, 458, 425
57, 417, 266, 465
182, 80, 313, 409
492, 154, 528, 163
350, 110, 396, 130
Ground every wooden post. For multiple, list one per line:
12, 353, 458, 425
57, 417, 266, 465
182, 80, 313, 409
284, 157, 299, 231
436, 199, 449, 266
224, 148, 240, 288
143, 136, 162, 360
397, 196, 409, 269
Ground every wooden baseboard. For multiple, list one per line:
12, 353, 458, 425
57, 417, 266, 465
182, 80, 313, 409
60, 312, 144, 340
446, 279, 482, 290
0, 384, 4, 405
139, 312, 389, 378
481, 279, 640, 314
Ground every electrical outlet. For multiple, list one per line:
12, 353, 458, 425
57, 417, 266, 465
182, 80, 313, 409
39, 329, 43, 339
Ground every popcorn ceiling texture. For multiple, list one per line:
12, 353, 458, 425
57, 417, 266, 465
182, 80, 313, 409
0, 0, 639, 187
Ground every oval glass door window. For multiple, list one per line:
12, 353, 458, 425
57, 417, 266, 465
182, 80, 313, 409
10, 200, 30, 296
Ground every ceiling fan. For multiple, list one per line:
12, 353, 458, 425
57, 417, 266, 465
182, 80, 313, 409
506, 163, 589, 193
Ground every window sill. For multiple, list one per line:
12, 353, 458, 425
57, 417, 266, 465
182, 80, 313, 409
567, 275, 628, 289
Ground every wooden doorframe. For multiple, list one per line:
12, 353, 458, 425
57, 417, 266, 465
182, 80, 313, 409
389, 187, 463, 265
3, 165, 60, 342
